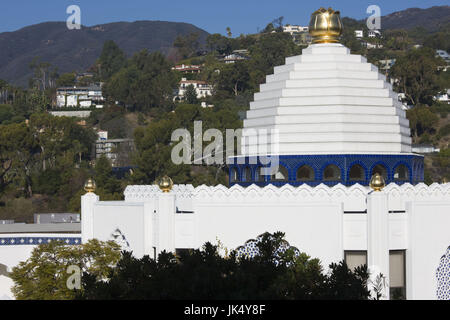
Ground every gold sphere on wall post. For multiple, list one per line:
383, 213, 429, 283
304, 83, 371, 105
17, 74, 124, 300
370, 173, 385, 191
84, 178, 96, 193
158, 175, 174, 193
309, 7, 343, 44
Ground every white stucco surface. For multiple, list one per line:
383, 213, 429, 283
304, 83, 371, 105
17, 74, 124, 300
241, 43, 411, 155
0, 275, 14, 300
79, 182, 450, 299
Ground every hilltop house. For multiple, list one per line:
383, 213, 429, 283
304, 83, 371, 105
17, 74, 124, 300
283, 25, 312, 45
436, 50, 450, 63
435, 89, 450, 104
175, 78, 213, 100
368, 29, 382, 38
56, 84, 104, 108
354, 30, 363, 38
223, 50, 250, 64
171, 64, 202, 74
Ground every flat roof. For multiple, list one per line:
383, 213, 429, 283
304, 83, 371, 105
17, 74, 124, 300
0, 223, 81, 234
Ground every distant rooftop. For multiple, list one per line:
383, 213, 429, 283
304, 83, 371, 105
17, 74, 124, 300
0, 223, 80, 234
57, 84, 102, 91
34, 213, 80, 224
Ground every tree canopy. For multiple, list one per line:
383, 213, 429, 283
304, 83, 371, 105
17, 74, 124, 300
78, 232, 370, 300
390, 47, 445, 106
10, 239, 121, 300
103, 50, 177, 111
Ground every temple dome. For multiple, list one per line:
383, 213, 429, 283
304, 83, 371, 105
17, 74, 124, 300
241, 43, 412, 156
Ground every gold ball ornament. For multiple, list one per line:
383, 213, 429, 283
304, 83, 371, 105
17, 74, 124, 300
370, 173, 385, 191
158, 175, 174, 193
84, 178, 96, 193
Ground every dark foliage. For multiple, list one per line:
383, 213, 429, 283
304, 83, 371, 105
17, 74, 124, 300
78, 232, 370, 300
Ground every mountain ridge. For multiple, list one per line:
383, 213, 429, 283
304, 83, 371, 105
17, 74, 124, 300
0, 20, 209, 87
379, 5, 450, 31
1, 5, 449, 87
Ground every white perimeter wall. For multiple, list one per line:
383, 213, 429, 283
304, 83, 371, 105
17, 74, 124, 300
194, 201, 343, 269
39, 181, 449, 300
0, 233, 81, 271
406, 201, 450, 300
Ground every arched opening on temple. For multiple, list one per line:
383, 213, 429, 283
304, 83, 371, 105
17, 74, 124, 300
349, 164, 365, 181
296, 165, 314, 181
230, 168, 239, 182
271, 165, 289, 181
243, 167, 252, 182
255, 167, 265, 182
394, 164, 409, 181
323, 164, 341, 180
372, 164, 387, 180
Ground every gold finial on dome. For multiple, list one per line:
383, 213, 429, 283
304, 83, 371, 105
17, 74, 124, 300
370, 173, 385, 191
158, 175, 174, 193
309, 7, 343, 44
84, 178, 96, 193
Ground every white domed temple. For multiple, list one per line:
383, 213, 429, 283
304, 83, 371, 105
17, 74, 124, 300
229, 19, 423, 187
0, 8, 449, 300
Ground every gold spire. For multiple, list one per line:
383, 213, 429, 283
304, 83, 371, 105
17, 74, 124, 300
370, 173, 385, 191
309, 7, 343, 44
158, 175, 174, 193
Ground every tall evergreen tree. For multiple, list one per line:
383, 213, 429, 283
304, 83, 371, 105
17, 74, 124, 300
96, 40, 127, 81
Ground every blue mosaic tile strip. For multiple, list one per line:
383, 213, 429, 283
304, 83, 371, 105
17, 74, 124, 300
229, 154, 424, 187
0, 237, 81, 246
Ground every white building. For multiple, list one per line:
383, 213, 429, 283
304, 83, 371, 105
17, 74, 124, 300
378, 59, 396, 71
74, 41, 450, 300
436, 50, 450, 63
283, 25, 311, 45
412, 144, 440, 154
56, 85, 104, 108
94, 138, 134, 167
283, 25, 309, 35
1, 11, 449, 301
172, 64, 202, 74
176, 78, 213, 100
354, 30, 363, 38
223, 50, 249, 64
368, 30, 381, 38
435, 89, 450, 104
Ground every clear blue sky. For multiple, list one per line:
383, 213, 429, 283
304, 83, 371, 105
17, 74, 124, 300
0, 0, 448, 35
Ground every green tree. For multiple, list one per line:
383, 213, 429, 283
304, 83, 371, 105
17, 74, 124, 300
423, 29, 450, 53
217, 61, 251, 96
390, 47, 444, 106
10, 239, 121, 300
56, 72, 76, 87
96, 40, 127, 81
78, 232, 370, 300
173, 32, 200, 60
406, 105, 439, 139
248, 32, 302, 88
184, 84, 198, 104
29, 57, 58, 90
103, 50, 176, 111
206, 33, 233, 55
0, 104, 14, 124
94, 155, 123, 198
132, 104, 241, 186
29, 113, 95, 171
0, 122, 38, 197
226, 27, 232, 38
